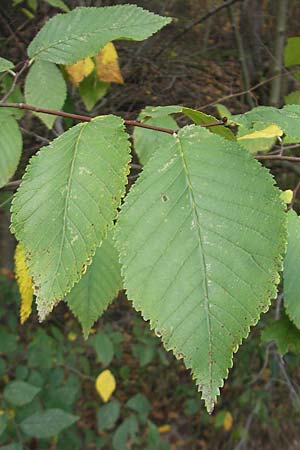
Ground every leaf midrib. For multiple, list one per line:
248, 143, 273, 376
49, 124, 87, 297
177, 135, 213, 398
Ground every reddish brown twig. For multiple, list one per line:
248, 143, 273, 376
288, 179, 300, 210
0, 102, 227, 134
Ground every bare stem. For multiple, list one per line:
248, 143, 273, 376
0, 102, 227, 134
255, 154, 300, 163
199, 72, 292, 110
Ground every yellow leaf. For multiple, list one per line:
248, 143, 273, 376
280, 189, 293, 204
8, 409, 15, 420
2, 375, 9, 384
237, 124, 283, 141
15, 243, 33, 325
65, 57, 95, 86
158, 424, 171, 434
223, 412, 233, 431
95, 369, 116, 402
67, 332, 77, 342
96, 42, 124, 84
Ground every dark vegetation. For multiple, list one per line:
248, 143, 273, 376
1, 1, 300, 449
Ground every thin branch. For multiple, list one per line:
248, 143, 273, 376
0, 194, 14, 209
0, 102, 227, 134
228, 4, 255, 108
0, 60, 29, 104
277, 353, 300, 410
0, 180, 21, 191
199, 72, 292, 110
269, 0, 288, 106
255, 154, 300, 163
155, 0, 241, 57
288, 179, 300, 210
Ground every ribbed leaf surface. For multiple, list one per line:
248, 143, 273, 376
66, 230, 122, 338
24, 61, 67, 129
11, 116, 130, 319
134, 105, 234, 165
116, 126, 285, 412
0, 114, 22, 188
284, 210, 300, 328
28, 5, 171, 64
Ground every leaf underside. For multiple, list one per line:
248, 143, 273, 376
116, 125, 286, 412
24, 60, 67, 129
66, 230, 122, 338
28, 5, 171, 64
261, 311, 300, 355
284, 210, 300, 328
134, 110, 178, 165
11, 115, 131, 319
0, 57, 13, 73
0, 114, 22, 188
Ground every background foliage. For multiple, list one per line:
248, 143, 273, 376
1, 1, 300, 449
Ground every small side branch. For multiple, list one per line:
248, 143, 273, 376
255, 154, 300, 163
199, 72, 292, 110
0, 102, 227, 134
269, 0, 289, 106
0, 60, 29, 104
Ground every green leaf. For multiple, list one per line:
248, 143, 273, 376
284, 37, 300, 67
28, 330, 55, 369
134, 107, 178, 165
0, 114, 22, 188
0, 329, 17, 353
0, 413, 8, 436
0, 443, 22, 450
139, 105, 182, 119
78, 72, 110, 111
133, 106, 234, 166
67, 232, 122, 338
20, 408, 78, 438
214, 104, 232, 120
3, 380, 41, 406
231, 105, 300, 142
0, 57, 13, 73
24, 60, 67, 129
284, 210, 300, 328
97, 400, 120, 432
28, 5, 171, 64
126, 393, 151, 417
182, 107, 235, 140
284, 90, 300, 105
43, 0, 69, 12
132, 343, 155, 367
90, 331, 114, 366
261, 312, 300, 355
116, 125, 285, 412
11, 115, 130, 320
112, 416, 139, 450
